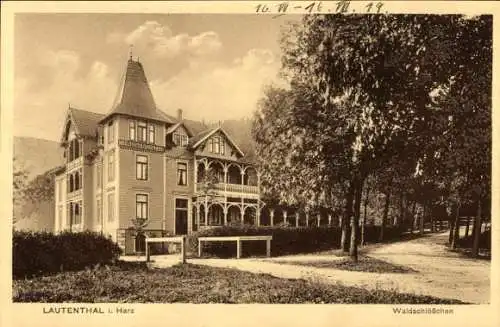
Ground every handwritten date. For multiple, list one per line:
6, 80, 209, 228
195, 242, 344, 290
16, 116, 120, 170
255, 1, 385, 15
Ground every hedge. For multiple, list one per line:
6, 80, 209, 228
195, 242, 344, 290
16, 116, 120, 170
187, 223, 407, 258
13, 230, 122, 279
457, 230, 491, 250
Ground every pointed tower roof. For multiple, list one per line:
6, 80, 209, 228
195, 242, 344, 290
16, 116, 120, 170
101, 58, 173, 124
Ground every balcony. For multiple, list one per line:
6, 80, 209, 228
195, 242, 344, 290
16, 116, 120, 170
67, 157, 83, 171
196, 182, 258, 196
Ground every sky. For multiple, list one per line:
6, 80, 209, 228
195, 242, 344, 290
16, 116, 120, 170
14, 14, 299, 141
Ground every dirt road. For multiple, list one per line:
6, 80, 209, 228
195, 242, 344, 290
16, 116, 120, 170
189, 232, 490, 303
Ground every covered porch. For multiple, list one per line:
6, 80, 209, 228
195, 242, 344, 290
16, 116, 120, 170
192, 196, 262, 230
195, 156, 259, 196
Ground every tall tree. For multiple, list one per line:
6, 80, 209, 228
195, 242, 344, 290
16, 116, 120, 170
254, 14, 491, 262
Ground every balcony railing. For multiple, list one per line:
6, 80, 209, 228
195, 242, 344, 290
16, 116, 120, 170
196, 183, 258, 195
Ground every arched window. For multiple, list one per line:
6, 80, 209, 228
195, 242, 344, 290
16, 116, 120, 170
69, 174, 74, 192
74, 139, 80, 159
68, 141, 74, 162
74, 172, 80, 190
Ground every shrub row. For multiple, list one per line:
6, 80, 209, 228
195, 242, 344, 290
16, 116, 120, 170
187, 223, 407, 257
457, 230, 491, 250
13, 230, 122, 279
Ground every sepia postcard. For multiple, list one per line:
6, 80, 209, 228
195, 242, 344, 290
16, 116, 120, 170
1, 1, 499, 327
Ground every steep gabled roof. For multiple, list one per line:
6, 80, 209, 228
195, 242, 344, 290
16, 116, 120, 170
69, 107, 105, 136
158, 109, 209, 134
102, 59, 171, 123
165, 122, 194, 137
60, 107, 104, 143
188, 128, 214, 147
189, 126, 245, 157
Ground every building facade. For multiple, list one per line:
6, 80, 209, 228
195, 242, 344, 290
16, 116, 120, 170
54, 58, 262, 254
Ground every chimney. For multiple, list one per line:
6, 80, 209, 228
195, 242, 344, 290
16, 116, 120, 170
177, 108, 183, 121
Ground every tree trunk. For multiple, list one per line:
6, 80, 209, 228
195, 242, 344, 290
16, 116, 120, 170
419, 202, 426, 235
341, 182, 354, 253
397, 192, 404, 228
430, 203, 435, 233
410, 201, 416, 233
350, 177, 363, 262
448, 206, 455, 245
465, 216, 471, 237
379, 189, 391, 241
472, 195, 483, 257
451, 202, 461, 249
361, 184, 370, 246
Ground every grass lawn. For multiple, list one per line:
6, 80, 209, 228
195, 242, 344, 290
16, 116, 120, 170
13, 261, 464, 304
273, 256, 418, 274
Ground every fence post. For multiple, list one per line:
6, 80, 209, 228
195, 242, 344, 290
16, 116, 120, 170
236, 239, 242, 259
146, 241, 150, 262
181, 236, 186, 264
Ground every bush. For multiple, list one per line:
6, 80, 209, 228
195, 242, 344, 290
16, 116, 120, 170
187, 223, 407, 258
13, 230, 122, 279
457, 229, 491, 250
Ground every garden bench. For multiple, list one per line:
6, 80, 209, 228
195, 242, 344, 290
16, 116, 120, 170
198, 235, 273, 259
145, 236, 186, 263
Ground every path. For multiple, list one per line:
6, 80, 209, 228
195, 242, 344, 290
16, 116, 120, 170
186, 232, 490, 304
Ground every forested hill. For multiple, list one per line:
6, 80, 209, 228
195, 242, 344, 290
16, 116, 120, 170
221, 118, 256, 161
14, 136, 64, 179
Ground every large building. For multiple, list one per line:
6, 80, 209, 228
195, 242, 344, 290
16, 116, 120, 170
54, 57, 262, 254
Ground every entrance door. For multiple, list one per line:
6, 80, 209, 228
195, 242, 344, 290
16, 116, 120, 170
135, 233, 146, 254
175, 198, 189, 235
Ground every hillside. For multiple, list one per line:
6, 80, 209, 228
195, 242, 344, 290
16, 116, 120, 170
221, 118, 256, 161
14, 136, 64, 180
13, 136, 62, 231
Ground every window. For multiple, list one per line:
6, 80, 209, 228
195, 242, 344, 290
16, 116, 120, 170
74, 171, 80, 190
177, 162, 187, 186
69, 175, 74, 192
136, 194, 148, 220
108, 122, 114, 144
107, 192, 115, 222
74, 139, 80, 159
136, 155, 148, 180
96, 198, 102, 225
148, 125, 155, 144
67, 139, 81, 162
68, 142, 73, 162
96, 165, 102, 188
208, 138, 213, 153
70, 201, 82, 225
137, 122, 147, 142
208, 136, 225, 155
129, 121, 136, 140
173, 132, 188, 147
213, 136, 220, 154
108, 151, 115, 181
76, 201, 82, 224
